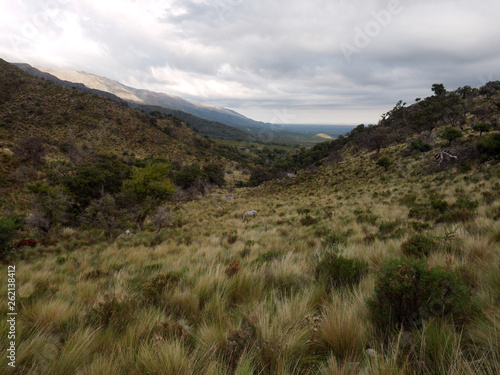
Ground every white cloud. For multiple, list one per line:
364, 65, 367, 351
1, 0, 500, 124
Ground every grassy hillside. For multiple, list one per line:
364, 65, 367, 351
0, 76, 499, 374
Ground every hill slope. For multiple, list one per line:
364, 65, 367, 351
26, 64, 269, 131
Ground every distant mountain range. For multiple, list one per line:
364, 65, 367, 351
14, 64, 267, 131
13, 63, 355, 144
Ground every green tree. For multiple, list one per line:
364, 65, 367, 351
472, 122, 490, 137
432, 83, 446, 96
121, 162, 175, 230
376, 156, 391, 171
172, 164, 205, 189
440, 127, 463, 146
476, 133, 500, 156
203, 163, 225, 187
63, 154, 131, 208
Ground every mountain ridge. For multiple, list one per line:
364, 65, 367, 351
23, 64, 269, 131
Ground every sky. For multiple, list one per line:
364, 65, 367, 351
1, 0, 500, 125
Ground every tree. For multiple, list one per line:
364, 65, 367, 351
26, 183, 71, 234
172, 164, 205, 189
440, 128, 463, 147
432, 83, 446, 97
149, 206, 172, 235
84, 193, 122, 238
13, 136, 46, 165
472, 122, 490, 137
121, 162, 175, 231
376, 156, 391, 171
63, 154, 131, 208
203, 163, 225, 187
476, 133, 500, 156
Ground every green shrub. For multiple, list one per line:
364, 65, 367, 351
431, 200, 449, 213
320, 230, 352, 248
410, 139, 432, 152
0, 214, 23, 259
300, 214, 318, 226
476, 133, 500, 156
376, 156, 391, 171
253, 250, 282, 264
401, 234, 438, 257
368, 257, 473, 330
315, 253, 368, 289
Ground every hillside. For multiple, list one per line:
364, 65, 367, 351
13, 63, 254, 142
0, 78, 499, 374
24, 64, 270, 132
0, 58, 241, 212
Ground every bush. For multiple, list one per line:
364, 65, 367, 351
440, 128, 463, 146
225, 259, 241, 277
143, 272, 182, 304
410, 139, 432, 152
0, 214, 23, 259
368, 257, 473, 330
172, 164, 205, 189
300, 215, 318, 226
253, 250, 283, 264
401, 234, 438, 257
315, 253, 368, 289
476, 133, 500, 156
376, 156, 391, 171
86, 294, 136, 332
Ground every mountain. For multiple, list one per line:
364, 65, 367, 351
13, 63, 253, 141
22, 64, 269, 132
0, 58, 224, 168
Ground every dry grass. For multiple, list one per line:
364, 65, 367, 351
2, 149, 499, 374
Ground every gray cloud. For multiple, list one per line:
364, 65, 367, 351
1, 0, 500, 124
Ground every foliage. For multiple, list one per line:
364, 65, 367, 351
84, 193, 122, 238
432, 83, 446, 96
86, 294, 136, 332
203, 163, 226, 187
63, 154, 131, 207
368, 257, 473, 330
122, 162, 174, 201
410, 139, 432, 152
225, 259, 241, 277
0, 214, 23, 259
315, 252, 368, 289
376, 156, 391, 171
26, 183, 71, 232
440, 127, 463, 146
476, 132, 500, 156
13, 136, 46, 165
401, 234, 438, 258
472, 122, 490, 137
300, 214, 318, 226
172, 164, 205, 189
142, 272, 182, 305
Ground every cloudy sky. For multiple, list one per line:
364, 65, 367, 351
1, 0, 500, 125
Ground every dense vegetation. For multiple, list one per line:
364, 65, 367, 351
1, 57, 500, 374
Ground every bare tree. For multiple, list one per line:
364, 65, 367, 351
149, 206, 173, 235
84, 193, 122, 238
13, 137, 46, 165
